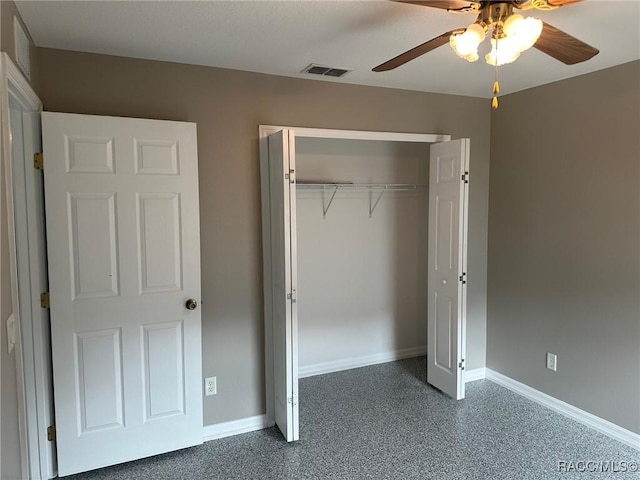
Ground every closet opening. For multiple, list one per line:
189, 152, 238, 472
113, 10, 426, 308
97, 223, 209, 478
259, 126, 469, 442
295, 137, 430, 379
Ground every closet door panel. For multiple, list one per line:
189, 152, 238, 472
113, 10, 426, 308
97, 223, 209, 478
427, 139, 469, 400
268, 129, 299, 442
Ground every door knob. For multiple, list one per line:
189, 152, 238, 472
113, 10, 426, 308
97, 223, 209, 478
185, 299, 198, 310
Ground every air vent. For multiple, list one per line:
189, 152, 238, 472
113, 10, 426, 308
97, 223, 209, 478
301, 64, 352, 78
13, 16, 31, 80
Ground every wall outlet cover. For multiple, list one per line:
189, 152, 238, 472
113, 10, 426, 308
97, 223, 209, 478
546, 352, 557, 372
205, 376, 217, 396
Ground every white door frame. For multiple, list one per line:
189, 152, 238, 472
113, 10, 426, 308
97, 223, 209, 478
258, 125, 452, 426
1, 53, 53, 478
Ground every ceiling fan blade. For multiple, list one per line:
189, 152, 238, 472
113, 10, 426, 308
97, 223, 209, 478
534, 22, 598, 65
392, 1, 479, 11
373, 30, 460, 72
547, 0, 583, 6
517, 0, 582, 9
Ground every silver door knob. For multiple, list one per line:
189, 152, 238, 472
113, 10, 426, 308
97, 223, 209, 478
185, 299, 198, 310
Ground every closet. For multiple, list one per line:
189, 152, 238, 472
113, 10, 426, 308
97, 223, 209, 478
295, 137, 429, 374
259, 126, 470, 442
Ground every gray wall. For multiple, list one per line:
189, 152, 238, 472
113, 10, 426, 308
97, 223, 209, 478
1, 2, 38, 478
296, 138, 430, 368
487, 61, 640, 434
36, 47, 491, 426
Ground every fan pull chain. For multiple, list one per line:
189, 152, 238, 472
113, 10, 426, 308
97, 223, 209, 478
492, 36, 500, 109
491, 14, 503, 110
492, 65, 500, 109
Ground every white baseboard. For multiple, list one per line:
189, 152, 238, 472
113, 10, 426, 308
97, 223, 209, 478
464, 367, 486, 383
203, 414, 274, 442
485, 369, 640, 451
298, 346, 427, 378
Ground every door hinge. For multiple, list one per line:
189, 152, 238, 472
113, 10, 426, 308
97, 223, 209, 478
34, 152, 44, 170
47, 425, 56, 442
459, 272, 467, 285
285, 170, 295, 182
287, 393, 298, 406
286, 289, 297, 303
40, 292, 50, 309
458, 359, 465, 371
461, 171, 469, 184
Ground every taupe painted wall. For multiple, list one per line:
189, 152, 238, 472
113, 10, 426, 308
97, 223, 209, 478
1, 2, 38, 478
487, 61, 640, 433
36, 47, 491, 426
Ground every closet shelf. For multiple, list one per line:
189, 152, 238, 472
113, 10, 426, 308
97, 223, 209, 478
296, 183, 427, 218
296, 182, 427, 191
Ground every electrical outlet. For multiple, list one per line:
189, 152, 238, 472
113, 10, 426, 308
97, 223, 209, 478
546, 352, 557, 372
205, 376, 217, 396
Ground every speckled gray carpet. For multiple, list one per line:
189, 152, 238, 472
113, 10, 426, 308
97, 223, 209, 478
68, 357, 639, 479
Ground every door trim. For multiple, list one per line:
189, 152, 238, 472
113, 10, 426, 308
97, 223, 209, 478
1, 53, 50, 478
259, 125, 452, 426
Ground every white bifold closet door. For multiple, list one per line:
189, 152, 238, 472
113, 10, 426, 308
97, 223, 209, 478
42, 112, 203, 476
267, 129, 299, 442
427, 139, 470, 400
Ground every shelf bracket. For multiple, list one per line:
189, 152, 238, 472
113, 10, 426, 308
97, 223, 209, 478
322, 185, 339, 218
369, 186, 387, 218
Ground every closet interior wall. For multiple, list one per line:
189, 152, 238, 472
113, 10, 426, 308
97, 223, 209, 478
295, 137, 430, 372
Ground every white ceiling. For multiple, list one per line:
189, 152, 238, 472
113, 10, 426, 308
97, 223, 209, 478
15, 0, 640, 98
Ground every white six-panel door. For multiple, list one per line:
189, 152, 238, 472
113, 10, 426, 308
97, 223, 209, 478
268, 129, 299, 442
427, 139, 469, 400
42, 112, 203, 476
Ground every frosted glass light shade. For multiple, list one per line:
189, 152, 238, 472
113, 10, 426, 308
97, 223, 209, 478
503, 14, 543, 52
449, 24, 486, 62
485, 37, 521, 66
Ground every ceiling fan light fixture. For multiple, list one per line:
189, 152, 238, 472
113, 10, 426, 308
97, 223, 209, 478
486, 37, 522, 66
449, 23, 485, 62
503, 14, 544, 51
372, 1, 600, 110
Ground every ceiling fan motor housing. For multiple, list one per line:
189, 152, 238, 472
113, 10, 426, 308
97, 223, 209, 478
450, 0, 559, 14
477, 2, 513, 38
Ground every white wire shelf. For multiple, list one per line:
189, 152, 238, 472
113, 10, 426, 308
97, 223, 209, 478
296, 182, 426, 190
296, 182, 427, 218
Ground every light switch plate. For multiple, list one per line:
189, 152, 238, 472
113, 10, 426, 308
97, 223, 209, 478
6, 314, 15, 353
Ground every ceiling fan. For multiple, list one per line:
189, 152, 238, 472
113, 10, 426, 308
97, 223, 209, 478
373, 0, 599, 106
